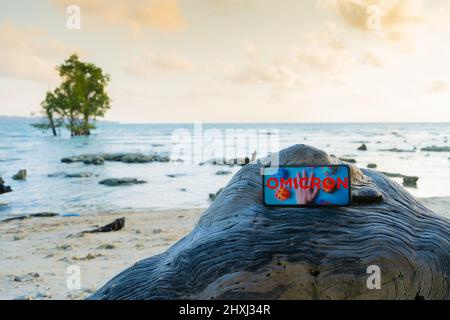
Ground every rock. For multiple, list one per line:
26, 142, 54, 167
338, 157, 356, 163
367, 163, 377, 169
12, 169, 27, 180
200, 155, 254, 166
357, 143, 367, 151
380, 171, 403, 178
352, 186, 382, 203
97, 244, 116, 250
208, 188, 223, 201
380, 172, 419, 187
119, 153, 168, 163
215, 170, 232, 175
85, 157, 104, 165
65, 172, 94, 178
403, 176, 419, 187
61, 155, 94, 163
420, 146, 450, 152
62, 152, 169, 165
73, 253, 102, 261
90, 144, 450, 300
99, 178, 146, 187
379, 148, 416, 153
166, 174, 185, 178
13, 272, 39, 282
153, 229, 162, 234
47, 172, 67, 177
61, 154, 104, 165
111, 153, 147, 163
0, 177, 12, 194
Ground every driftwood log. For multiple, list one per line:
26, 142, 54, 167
90, 144, 450, 300
82, 217, 125, 234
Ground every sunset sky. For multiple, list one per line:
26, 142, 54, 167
1, 0, 450, 123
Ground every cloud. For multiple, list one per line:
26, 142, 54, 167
226, 62, 293, 85
52, 0, 184, 31
124, 51, 194, 76
426, 80, 450, 94
322, 0, 425, 41
360, 51, 384, 68
0, 23, 74, 82
200, 0, 257, 14
225, 24, 352, 89
292, 24, 351, 73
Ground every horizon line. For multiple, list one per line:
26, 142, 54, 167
1, 115, 450, 125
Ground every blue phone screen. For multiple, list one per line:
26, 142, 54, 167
263, 165, 351, 206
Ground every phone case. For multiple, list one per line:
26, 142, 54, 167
262, 164, 352, 207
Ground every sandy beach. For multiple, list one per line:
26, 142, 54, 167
0, 208, 204, 300
0, 196, 448, 300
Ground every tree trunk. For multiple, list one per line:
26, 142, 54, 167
83, 114, 91, 136
69, 114, 75, 137
89, 144, 450, 300
46, 110, 57, 136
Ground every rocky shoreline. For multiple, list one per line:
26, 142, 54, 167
0, 146, 430, 209
0, 177, 12, 195
61, 152, 170, 165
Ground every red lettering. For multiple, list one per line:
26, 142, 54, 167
280, 177, 293, 188
311, 177, 321, 189
337, 177, 348, 189
299, 177, 309, 189
266, 177, 279, 189
267, 176, 348, 191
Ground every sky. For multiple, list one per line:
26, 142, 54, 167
0, 0, 450, 123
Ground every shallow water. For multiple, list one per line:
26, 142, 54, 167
1, 117, 449, 217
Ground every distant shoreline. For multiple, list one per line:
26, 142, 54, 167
2, 115, 450, 125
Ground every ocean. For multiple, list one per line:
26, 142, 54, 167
1, 117, 449, 218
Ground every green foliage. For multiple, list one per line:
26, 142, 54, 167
35, 54, 111, 136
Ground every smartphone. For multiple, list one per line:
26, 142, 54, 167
262, 165, 351, 207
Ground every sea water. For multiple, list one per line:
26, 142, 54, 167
0, 117, 449, 218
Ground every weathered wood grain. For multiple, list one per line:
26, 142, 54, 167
89, 144, 450, 300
